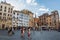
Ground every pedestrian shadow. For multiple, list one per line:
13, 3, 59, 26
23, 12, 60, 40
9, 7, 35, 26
20, 34, 32, 40
20, 36, 25, 40
28, 37, 32, 40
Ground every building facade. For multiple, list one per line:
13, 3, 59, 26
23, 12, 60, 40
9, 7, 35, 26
39, 13, 49, 26
12, 10, 29, 28
46, 15, 51, 26
51, 10, 59, 30
12, 10, 19, 28
12, 9, 34, 28
0, 1, 13, 29
28, 11, 34, 27
21, 9, 34, 27
39, 10, 59, 30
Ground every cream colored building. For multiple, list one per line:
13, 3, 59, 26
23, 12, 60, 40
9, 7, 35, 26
20, 9, 34, 27
12, 9, 34, 28
0, 1, 13, 29
12, 10, 30, 28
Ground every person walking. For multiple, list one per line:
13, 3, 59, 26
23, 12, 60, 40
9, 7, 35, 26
28, 29, 30, 36
21, 28, 25, 37
28, 28, 31, 40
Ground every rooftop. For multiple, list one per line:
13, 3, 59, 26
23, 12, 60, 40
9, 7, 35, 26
0, 1, 11, 6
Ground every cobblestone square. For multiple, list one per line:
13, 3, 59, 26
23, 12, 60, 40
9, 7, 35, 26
0, 30, 60, 40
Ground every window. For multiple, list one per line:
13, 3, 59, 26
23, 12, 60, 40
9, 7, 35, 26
42, 23, 43, 25
8, 8, 10, 13
55, 23, 56, 25
27, 24, 28, 25
21, 14, 23, 16
0, 6, 2, 11
40, 18, 41, 20
13, 25, 15, 27
3, 13, 6, 16
17, 17, 18, 19
4, 6, 6, 12
50, 22, 51, 25
19, 20, 22, 22
24, 24, 25, 25
17, 13, 19, 15
13, 12, 15, 15
1, 6, 2, 8
0, 16, 1, 19
0, 13, 2, 15
4, 10, 6, 12
13, 16, 15, 19
0, 9, 2, 11
8, 14, 9, 16
3, 17, 6, 20
5, 7, 6, 9
54, 20, 56, 23
10, 15, 12, 17
11, 8, 12, 13
8, 18, 12, 20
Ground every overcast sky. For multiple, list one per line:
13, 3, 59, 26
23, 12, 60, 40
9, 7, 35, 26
0, 0, 60, 17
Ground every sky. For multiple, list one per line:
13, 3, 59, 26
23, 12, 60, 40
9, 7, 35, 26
0, 0, 60, 17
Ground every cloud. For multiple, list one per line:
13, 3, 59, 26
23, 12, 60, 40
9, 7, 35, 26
31, 2, 38, 5
19, 3, 25, 7
13, 3, 26, 10
4, 0, 50, 17
26, 0, 38, 5
26, 0, 32, 4
33, 6, 50, 16
39, 6, 49, 12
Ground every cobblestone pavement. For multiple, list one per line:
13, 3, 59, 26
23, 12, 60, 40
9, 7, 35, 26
0, 30, 60, 40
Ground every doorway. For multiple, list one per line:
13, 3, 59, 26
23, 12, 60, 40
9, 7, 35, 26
2, 24, 5, 29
